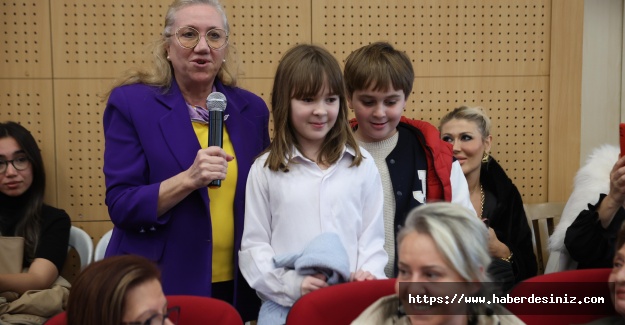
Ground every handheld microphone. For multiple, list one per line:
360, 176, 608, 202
206, 92, 227, 188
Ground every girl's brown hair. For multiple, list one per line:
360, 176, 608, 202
265, 43, 362, 171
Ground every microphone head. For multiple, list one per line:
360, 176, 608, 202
206, 92, 227, 112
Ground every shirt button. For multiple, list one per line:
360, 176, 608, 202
397, 191, 402, 196
389, 159, 396, 164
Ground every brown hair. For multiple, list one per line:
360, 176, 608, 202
344, 41, 414, 99
265, 43, 362, 171
66, 255, 161, 325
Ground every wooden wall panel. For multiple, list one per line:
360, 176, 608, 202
50, 1, 168, 78
313, 0, 550, 76
549, 0, 583, 201
227, 1, 312, 78
238, 78, 275, 134
411, 76, 550, 203
0, 1, 52, 78
2, 0, 585, 240
312, 0, 553, 203
0, 79, 57, 204
50, 0, 312, 79
53, 79, 110, 222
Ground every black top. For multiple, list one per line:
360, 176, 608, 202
0, 192, 71, 273
565, 194, 625, 269
32, 205, 71, 272
481, 157, 537, 284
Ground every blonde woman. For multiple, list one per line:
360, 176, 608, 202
439, 106, 536, 290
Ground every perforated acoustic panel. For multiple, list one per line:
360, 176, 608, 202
51, 0, 312, 79
311, 0, 550, 203
51, 2, 168, 78
314, 0, 550, 77
5, 0, 567, 236
226, 2, 312, 78
0, 80, 57, 203
54, 79, 110, 222
0, 1, 52, 78
413, 77, 549, 202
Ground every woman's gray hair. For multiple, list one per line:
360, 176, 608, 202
163, 0, 229, 37
103, 0, 235, 100
397, 202, 491, 283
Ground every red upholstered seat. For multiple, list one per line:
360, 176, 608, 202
286, 278, 396, 325
506, 268, 618, 325
45, 295, 243, 325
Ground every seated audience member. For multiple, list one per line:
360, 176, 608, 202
343, 41, 474, 278
564, 147, 625, 269
547, 144, 617, 273
66, 255, 177, 325
439, 106, 536, 290
351, 202, 524, 325
0, 121, 71, 324
584, 222, 625, 324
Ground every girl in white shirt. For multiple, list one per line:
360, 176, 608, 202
239, 44, 388, 321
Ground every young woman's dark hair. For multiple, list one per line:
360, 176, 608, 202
0, 121, 46, 263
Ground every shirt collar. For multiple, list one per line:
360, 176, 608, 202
290, 144, 355, 162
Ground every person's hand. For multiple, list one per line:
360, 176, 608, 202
185, 146, 234, 189
301, 274, 328, 295
608, 155, 625, 207
487, 227, 511, 259
595, 155, 625, 228
350, 269, 376, 282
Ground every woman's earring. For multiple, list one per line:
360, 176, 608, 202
482, 151, 490, 163
223, 59, 226, 63
166, 55, 170, 61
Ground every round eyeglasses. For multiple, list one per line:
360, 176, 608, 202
173, 26, 228, 50
121, 306, 180, 325
0, 156, 30, 174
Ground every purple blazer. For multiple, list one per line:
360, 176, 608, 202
103, 79, 269, 319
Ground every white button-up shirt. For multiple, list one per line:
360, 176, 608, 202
239, 145, 388, 307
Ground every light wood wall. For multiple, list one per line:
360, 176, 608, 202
0, 0, 582, 246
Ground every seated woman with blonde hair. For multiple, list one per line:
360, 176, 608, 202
352, 202, 524, 324
439, 106, 536, 291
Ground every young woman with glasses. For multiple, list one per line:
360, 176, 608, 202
67, 255, 179, 325
101, 0, 269, 321
0, 121, 71, 308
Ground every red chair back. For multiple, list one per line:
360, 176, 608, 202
43, 312, 66, 325
44, 295, 243, 325
167, 295, 243, 325
286, 279, 396, 325
506, 268, 617, 325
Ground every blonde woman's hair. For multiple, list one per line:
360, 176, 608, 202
438, 106, 491, 140
397, 202, 491, 283
102, 0, 236, 100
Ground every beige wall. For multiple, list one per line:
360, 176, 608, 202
0, 0, 583, 244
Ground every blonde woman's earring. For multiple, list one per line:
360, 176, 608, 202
482, 151, 490, 163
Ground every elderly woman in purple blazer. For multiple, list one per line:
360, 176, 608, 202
102, 0, 269, 321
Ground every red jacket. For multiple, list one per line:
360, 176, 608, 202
350, 116, 454, 202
